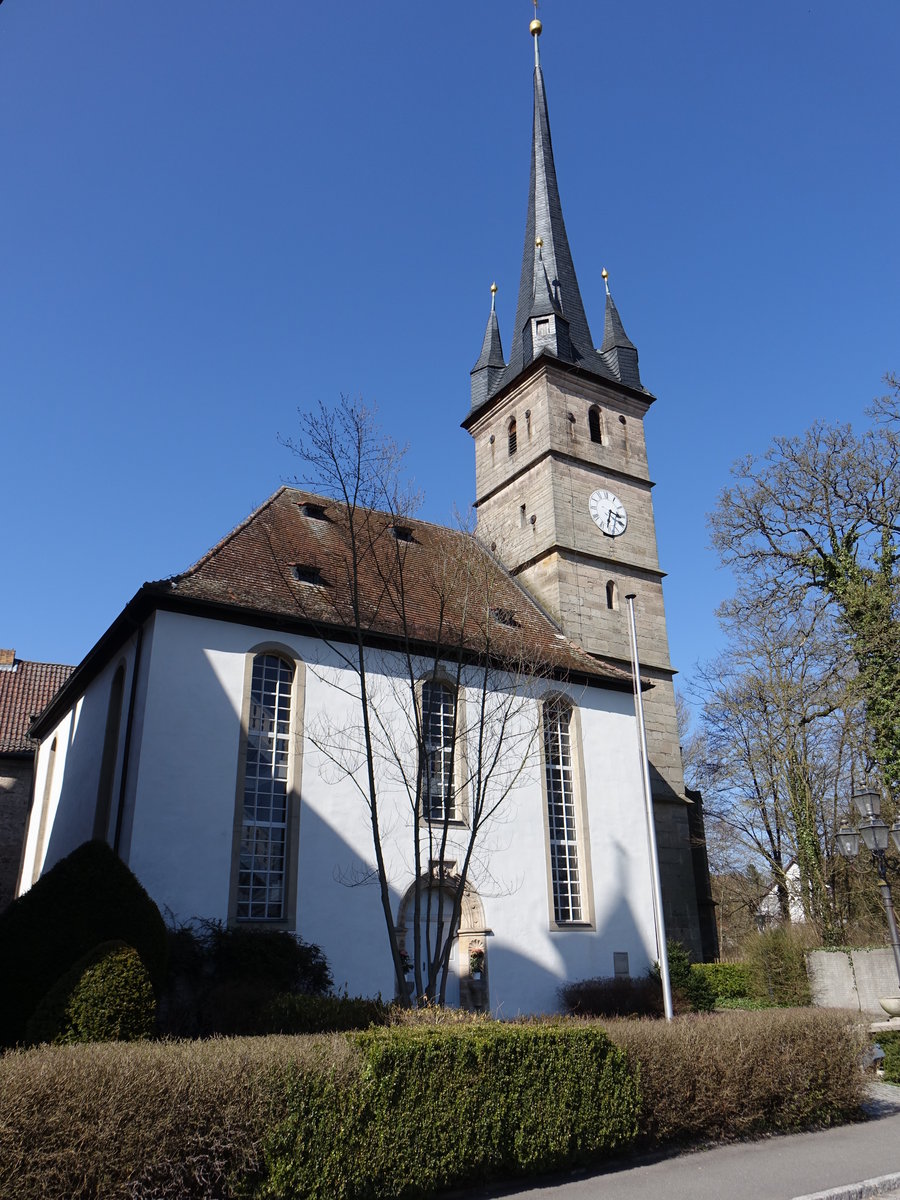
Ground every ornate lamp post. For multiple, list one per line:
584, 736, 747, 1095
835, 790, 900, 990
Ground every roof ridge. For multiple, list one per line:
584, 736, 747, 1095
161, 487, 289, 584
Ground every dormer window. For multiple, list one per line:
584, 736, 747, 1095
291, 564, 325, 586
508, 417, 517, 456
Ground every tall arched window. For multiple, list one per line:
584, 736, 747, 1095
237, 654, 294, 921
543, 698, 583, 924
589, 406, 603, 444
94, 664, 125, 842
507, 416, 517, 456
421, 680, 456, 822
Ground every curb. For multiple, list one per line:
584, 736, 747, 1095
792, 1174, 900, 1200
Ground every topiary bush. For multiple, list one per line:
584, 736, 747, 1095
26, 941, 156, 1046
0, 840, 167, 1047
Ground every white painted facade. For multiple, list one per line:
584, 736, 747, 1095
21, 606, 660, 1015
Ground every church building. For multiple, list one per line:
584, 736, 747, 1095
17, 18, 715, 1013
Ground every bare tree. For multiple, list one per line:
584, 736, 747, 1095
278, 400, 552, 1005
709, 375, 900, 803
689, 594, 858, 942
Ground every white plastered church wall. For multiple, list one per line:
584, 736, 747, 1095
22, 606, 659, 1014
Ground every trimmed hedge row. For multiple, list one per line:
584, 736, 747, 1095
691, 961, 754, 1002
0, 1010, 866, 1200
262, 1024, 637, 1198
878, 1030, 900, 1083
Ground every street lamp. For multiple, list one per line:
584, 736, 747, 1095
835, 790, 900, 990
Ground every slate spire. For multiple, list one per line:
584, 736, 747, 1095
600, 269, 642, 389
500, 17, 596, 391
470, 284, 507, 410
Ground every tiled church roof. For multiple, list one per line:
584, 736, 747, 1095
158, 487, 633, 688
0, 655, 74, 754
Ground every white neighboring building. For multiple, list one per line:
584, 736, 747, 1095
758, 860, 808, 926
20, 489, 660, 1015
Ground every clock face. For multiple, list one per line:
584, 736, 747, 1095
589, 489, 627, 537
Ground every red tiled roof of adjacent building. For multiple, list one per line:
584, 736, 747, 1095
0, 655, 74, 754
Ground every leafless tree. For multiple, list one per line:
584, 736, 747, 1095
278, 399, 552, 1005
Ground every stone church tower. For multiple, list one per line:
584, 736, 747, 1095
463, 18, 716, 959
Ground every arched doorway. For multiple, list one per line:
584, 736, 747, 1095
396, 863, 489, 1011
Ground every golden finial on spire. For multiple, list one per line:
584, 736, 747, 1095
601, 267, 610, 296
530, 0, 542, 64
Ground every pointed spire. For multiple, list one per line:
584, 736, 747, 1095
498, 17, 597, 393
470, 283, 507, 410
600, 269, 642, 389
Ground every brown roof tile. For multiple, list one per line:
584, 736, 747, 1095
161, 487, 633, 688
0, 658, 75, 754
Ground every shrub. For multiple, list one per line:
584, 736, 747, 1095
263, 992, 389, 1034
0, 840, 167, 1047
158, 920, 333, 1037
0, 1012, 866, 1200
559, 975, 662, 1018
262, 1024, 639, 1198
691, 961, 753, 1002
0, 1034, 344, 1200
878, 1030, 900, 1083
744, 927, 811, 1006
658, 940, 715, 1013
603, 1008, 865, 1144
26, 941, 156, 1046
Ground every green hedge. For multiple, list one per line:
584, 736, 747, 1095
26, 941, 156, 1046
878, 1031, 900, 1083
263, 992, 389, 1034
261, 1024, 639, 1198
0, 1011, 867, 1200
691, 962, 753, 1002
0, 840, 167, 1047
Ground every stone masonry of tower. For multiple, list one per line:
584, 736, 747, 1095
463, 20, 717, 961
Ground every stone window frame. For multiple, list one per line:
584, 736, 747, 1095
227, 642, 306, 931
415, 669, 469, 828
538, 692, 596, 931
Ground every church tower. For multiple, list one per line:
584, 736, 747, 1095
463, 17, 716, 959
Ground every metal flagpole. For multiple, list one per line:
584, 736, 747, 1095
626, 593, 673, 1021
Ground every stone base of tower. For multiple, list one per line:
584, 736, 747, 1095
653, 797, 705, 961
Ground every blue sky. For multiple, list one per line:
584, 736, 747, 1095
2, 1, 898, 707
